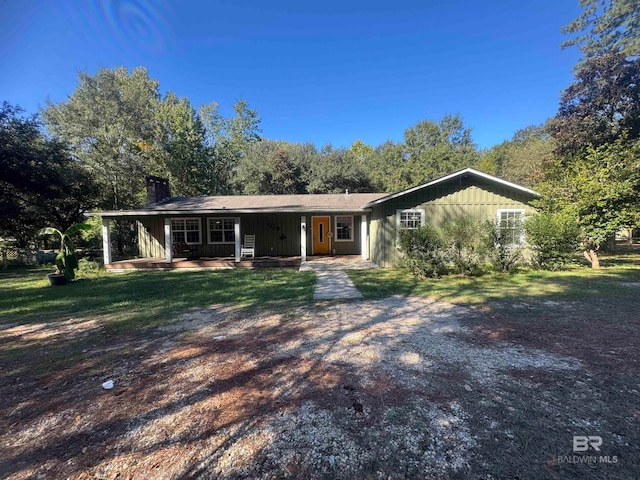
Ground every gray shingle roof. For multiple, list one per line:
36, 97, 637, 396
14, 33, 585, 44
98, 193, 388, 217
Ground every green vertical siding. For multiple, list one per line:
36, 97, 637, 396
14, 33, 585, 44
138, 218, 165, 257
239, 213, 301, 256
369, 209, 385, 266
370, 178, 537, 267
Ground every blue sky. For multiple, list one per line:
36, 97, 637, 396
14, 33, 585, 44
1, 0, 583, 149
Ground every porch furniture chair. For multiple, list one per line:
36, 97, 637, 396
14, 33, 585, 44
172, 241, 194, 260
241, 235, 256, 258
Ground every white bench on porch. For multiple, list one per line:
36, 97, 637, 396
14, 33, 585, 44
240, 234, 256, 258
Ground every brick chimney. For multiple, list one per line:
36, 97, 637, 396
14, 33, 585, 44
145, 176, 171, 205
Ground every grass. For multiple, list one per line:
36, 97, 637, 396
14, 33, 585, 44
0, 266, 315, 334
0, 266, 315, 374
348, 254, 640, 305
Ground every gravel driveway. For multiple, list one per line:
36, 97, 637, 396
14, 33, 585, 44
2, 296, 590, 479
151, 296, 580, 479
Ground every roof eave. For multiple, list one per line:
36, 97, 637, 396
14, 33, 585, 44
93, 207, 374, 217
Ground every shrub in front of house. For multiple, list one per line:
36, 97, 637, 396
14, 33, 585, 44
397, 225, 449, 278
525, 212, 580, 270
480, 219, 523, 273
441, 217, 485, 275
77, 257, 100, 273
399, 217, 529, 277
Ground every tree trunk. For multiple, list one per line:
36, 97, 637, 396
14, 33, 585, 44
583, 249, 600, 269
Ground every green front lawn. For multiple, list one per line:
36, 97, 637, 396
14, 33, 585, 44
1, 267, 315, 334
348, 254, 640, 304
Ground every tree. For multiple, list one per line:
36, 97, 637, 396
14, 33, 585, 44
0, 102, 98, 246
475, 148, 498, 176
42, 67, 168, 255
349, 139, 374, 163
43, 67, 163, 210
562, 0, 640, 60
259, 148, 306, 194
535, 137, 640, 268
200, 99, 261, 194
366, 141, 413, 192
539, 18, 640, 269
156, 92, 209, 196
233, 140, 312, 194
403, 114, 479, 183
547, 53, 640, 156
307, 145, 374, 193
481, 125, 555, 187
38, 224, 92, 280
366, 115, 479, 193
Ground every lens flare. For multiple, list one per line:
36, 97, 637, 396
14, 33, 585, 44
97, 0, 168, 55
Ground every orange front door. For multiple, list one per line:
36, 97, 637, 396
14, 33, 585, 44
312, 216, 330, 255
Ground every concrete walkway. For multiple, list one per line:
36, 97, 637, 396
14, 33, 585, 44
312, 271, 363, 299
300, 256, 378, 300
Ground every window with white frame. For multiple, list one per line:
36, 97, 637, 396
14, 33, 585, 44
208, 217, 236, 244
497, 209, 525, 246
397, 209, 425, 230
171, 218, 201, 244
335, 215, 354, 241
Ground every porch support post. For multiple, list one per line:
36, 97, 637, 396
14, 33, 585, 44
234, 217, 241, 262
102, 217, 112, 265
361, 214, 368, 260
300, 216, 307, 262
164, 218, 173, 263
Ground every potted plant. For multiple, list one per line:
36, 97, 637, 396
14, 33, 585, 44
38, 223, 92, 285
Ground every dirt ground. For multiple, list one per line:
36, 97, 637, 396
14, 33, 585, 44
1, 295, 638, 479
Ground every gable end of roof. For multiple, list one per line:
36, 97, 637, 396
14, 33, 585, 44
363, 168, 540, 207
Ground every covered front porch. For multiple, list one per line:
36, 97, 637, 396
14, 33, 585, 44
103, 255, 377, 271
100, 212, 370, 269
104, 255, 302, 271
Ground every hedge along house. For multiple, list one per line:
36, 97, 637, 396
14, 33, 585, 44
97, 169, 539, 270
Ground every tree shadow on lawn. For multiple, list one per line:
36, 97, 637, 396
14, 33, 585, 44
444, 269, 640, 376
350, 266, 640, 305
0, 268, 316, 331
1, 300, 436, 478
1, 295, 638, 479
0, 268, 316, 383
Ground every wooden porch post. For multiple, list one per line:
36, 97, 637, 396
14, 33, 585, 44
301, 216, 307, 262
361, 214, 368, 260
102, 217, 112, 265
164, 218, 173, 263
234, 217, 241, 262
